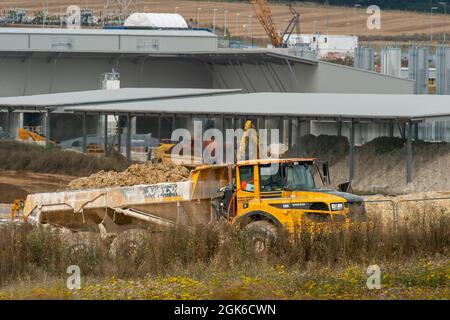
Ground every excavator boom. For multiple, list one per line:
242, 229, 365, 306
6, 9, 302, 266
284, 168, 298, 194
250, 0, 282, 47
250, 0, 300, 48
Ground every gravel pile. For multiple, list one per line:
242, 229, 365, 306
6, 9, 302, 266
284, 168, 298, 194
67, 162, 191, 190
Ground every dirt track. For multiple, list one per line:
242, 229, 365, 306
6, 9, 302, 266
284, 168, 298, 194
0, 170, 75, 203
5, 0, 450, 39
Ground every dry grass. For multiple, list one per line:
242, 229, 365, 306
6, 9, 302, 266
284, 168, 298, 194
0, 141, 129, 176
0, 210, 448, 299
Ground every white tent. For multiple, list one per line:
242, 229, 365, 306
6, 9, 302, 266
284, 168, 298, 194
124, 13, 188, 29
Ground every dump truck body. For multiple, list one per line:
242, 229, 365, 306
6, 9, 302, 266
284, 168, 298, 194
23, 164, 231, 232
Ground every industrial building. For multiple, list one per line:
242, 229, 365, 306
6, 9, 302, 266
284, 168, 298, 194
0, 27, 418, 148
0, 27, 413, 97
2, 89, 450, 184
1, 26, 449, 184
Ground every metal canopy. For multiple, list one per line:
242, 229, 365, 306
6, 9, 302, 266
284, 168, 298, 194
0, 88, 241, 109
0, 49, 317, 66
64, 92, 450, 121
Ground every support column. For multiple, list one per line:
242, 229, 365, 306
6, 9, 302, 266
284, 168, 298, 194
297, 118, 302, 156
288, 117, 293, 149
220, 114, 225, 132
349, 120, 356, 182
280, 117, 286, 146
337, 120, 342, 137
126, 114, 131, 161
388, 122, 394, 137
45, 110, 51, 148
117, 115, 122, 155
104, 114, 108, 156
414, 122, 419, 141
157, 114, 162, 140
220, 114, 225, 164
6, 107, 12, 137
406, 121, 413, 184
82, 113, 87, 154
172, 114, 176, 133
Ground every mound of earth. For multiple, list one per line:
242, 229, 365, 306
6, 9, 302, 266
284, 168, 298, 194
330, 138, 450, 194
290, 135, 450, 194
67, 162, 191, 190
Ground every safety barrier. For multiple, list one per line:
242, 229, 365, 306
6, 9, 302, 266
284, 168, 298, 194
364, 196, 450, 230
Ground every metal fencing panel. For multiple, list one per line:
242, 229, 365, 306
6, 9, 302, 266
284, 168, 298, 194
354, 46, 375, 71
436, 46, 450, 95
408, 46, 429, 94
381, 46, 401, 77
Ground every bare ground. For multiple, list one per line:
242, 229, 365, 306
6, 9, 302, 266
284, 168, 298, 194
0, 170, 75, 203
4, 1, 450, 39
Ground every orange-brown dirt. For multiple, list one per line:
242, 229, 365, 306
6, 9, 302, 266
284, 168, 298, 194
66, 162, 191, 190
4, 1, 450, 39
0, 170, 76, 203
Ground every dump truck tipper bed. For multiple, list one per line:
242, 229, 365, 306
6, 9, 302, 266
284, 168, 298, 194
23, 165, 232, 232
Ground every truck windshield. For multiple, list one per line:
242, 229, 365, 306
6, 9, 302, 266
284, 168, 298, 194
284, 163, 315, 191
259, 163, 315, 192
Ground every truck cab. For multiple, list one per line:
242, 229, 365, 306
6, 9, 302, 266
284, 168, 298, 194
216, 158, 366, 236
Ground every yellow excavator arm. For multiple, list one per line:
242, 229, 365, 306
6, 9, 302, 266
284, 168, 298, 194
18, 128, 56, 145
250, 0, 282, 48
250, 0, 300, 48
236, 120, 261, 162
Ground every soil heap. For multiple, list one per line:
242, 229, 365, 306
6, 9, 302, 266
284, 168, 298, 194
67, 162, 191, 190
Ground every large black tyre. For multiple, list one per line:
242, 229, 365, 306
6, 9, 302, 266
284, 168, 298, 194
244, 220, 278, 253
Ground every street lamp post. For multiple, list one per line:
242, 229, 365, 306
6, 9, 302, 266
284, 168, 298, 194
197, 8, 202, 28
431, 6, 438, 42
213, 8, 218, 34
224, 10, 228, 37
439, 2, 447, 42
175, 7, 179, 14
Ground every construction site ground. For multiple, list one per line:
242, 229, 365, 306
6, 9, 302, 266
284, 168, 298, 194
9, 0, 450, 39
0, 138, 448, 300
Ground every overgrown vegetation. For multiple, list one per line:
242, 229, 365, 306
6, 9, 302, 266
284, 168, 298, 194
0, 141, 129, 176
0, 209, 448, 299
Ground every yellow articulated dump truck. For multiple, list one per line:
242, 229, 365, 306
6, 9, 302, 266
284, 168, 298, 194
22, 158, 366, 243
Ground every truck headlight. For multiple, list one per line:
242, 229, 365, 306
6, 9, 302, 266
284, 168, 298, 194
330, 202, 344, 211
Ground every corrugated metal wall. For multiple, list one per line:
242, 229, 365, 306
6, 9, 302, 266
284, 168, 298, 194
0, 29, 217, 52
0, 57, 212, 96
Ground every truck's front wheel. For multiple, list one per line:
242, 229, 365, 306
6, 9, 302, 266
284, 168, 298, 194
244, 220, 278, 253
